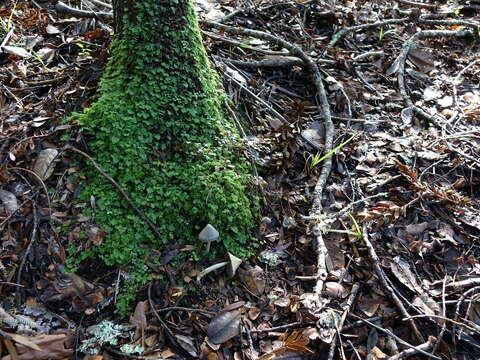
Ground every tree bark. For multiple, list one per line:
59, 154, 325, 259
77, 0, 256, 279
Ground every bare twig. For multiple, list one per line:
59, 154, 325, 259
202, 31, 289, 56
8, 167, 52, 218
349, 314, 440, 359
450, 59, 480, 124
388, 336, 437, 360
89, 0, 113, 10
329, 18, 409, 48
250, 322, 303, 334
203, 20, 335, 299
395, 0, 436, 9
0, 199, 30, 228
404, 314, 480, 334
55, 1, 112, 19
328, 283, 360, 360
153, 306, 215, 316
445, 278, 480, 291
16, 204, 38, 304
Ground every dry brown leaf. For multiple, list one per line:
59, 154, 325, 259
239, 265, 266, 296
32, 148, 58, 181
0, 190, 19, 214
207, 310, 241, 345
1, 334, 73, 360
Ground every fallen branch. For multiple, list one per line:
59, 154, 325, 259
15, 203, 38, 305
388, 336, 436, 360
350, 314, 440, 360
327, 283, 360, 360
55, 1, 112, 19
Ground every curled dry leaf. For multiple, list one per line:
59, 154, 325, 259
390, 257, 423, 294
1, 333, 74, 360
207, 310, 241, 345
32, 148, 58, 181
2, 46, 32, 58
323, 282, 345, 298
0, 190, 19, 214
239, 265, 266, 296
174, 334, 197, 357
412, 295, 440, 316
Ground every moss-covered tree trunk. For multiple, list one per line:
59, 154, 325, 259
79, 0, 256, 271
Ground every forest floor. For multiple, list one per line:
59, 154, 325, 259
1, 0, 480, 359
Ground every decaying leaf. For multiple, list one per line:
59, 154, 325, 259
408, 48, 435, 73
259, 330, 315, 359
32, 148, 58, 181
207, 310, 241, 345
323, 282, 345, 298
1, 333, 74, 360
2, 46, 32, 58
412, 295, 440, 316
174, 334, 197, 357
239, 265, 266, 296
301, 121, 324, 149
0, 190, 19, 214
390, 257, 423, 294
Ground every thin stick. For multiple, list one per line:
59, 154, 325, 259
388, 336, 437, 360
404, 314, 480, 334
16, 204, 38, 304
55, 1, 112, 19
250, 321, 303, 334
349, 314, 440, 360
328, 283, 360, 360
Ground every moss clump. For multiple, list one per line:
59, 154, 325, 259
74, 0, 257, 289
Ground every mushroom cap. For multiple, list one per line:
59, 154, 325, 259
227, 253, 242, 278
199, 224, 219, 242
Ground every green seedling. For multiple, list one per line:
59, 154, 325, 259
324, 213, 362, 239
307, 133, 358, 171
379, 27, 396, 42
348, 213, 363, 240
30, 49, 46, 67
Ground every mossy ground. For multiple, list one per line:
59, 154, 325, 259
72, 0, 258, 310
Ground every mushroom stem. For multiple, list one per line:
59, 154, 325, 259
197, 261, 228, 282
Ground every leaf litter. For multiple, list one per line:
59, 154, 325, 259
0, 0, 480, 359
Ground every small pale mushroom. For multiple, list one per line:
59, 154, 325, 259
226, 253, 242, 278
198, 224, 219, 253
197, 253, 242, 283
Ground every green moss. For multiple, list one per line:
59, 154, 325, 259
73, 0, 258, 308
